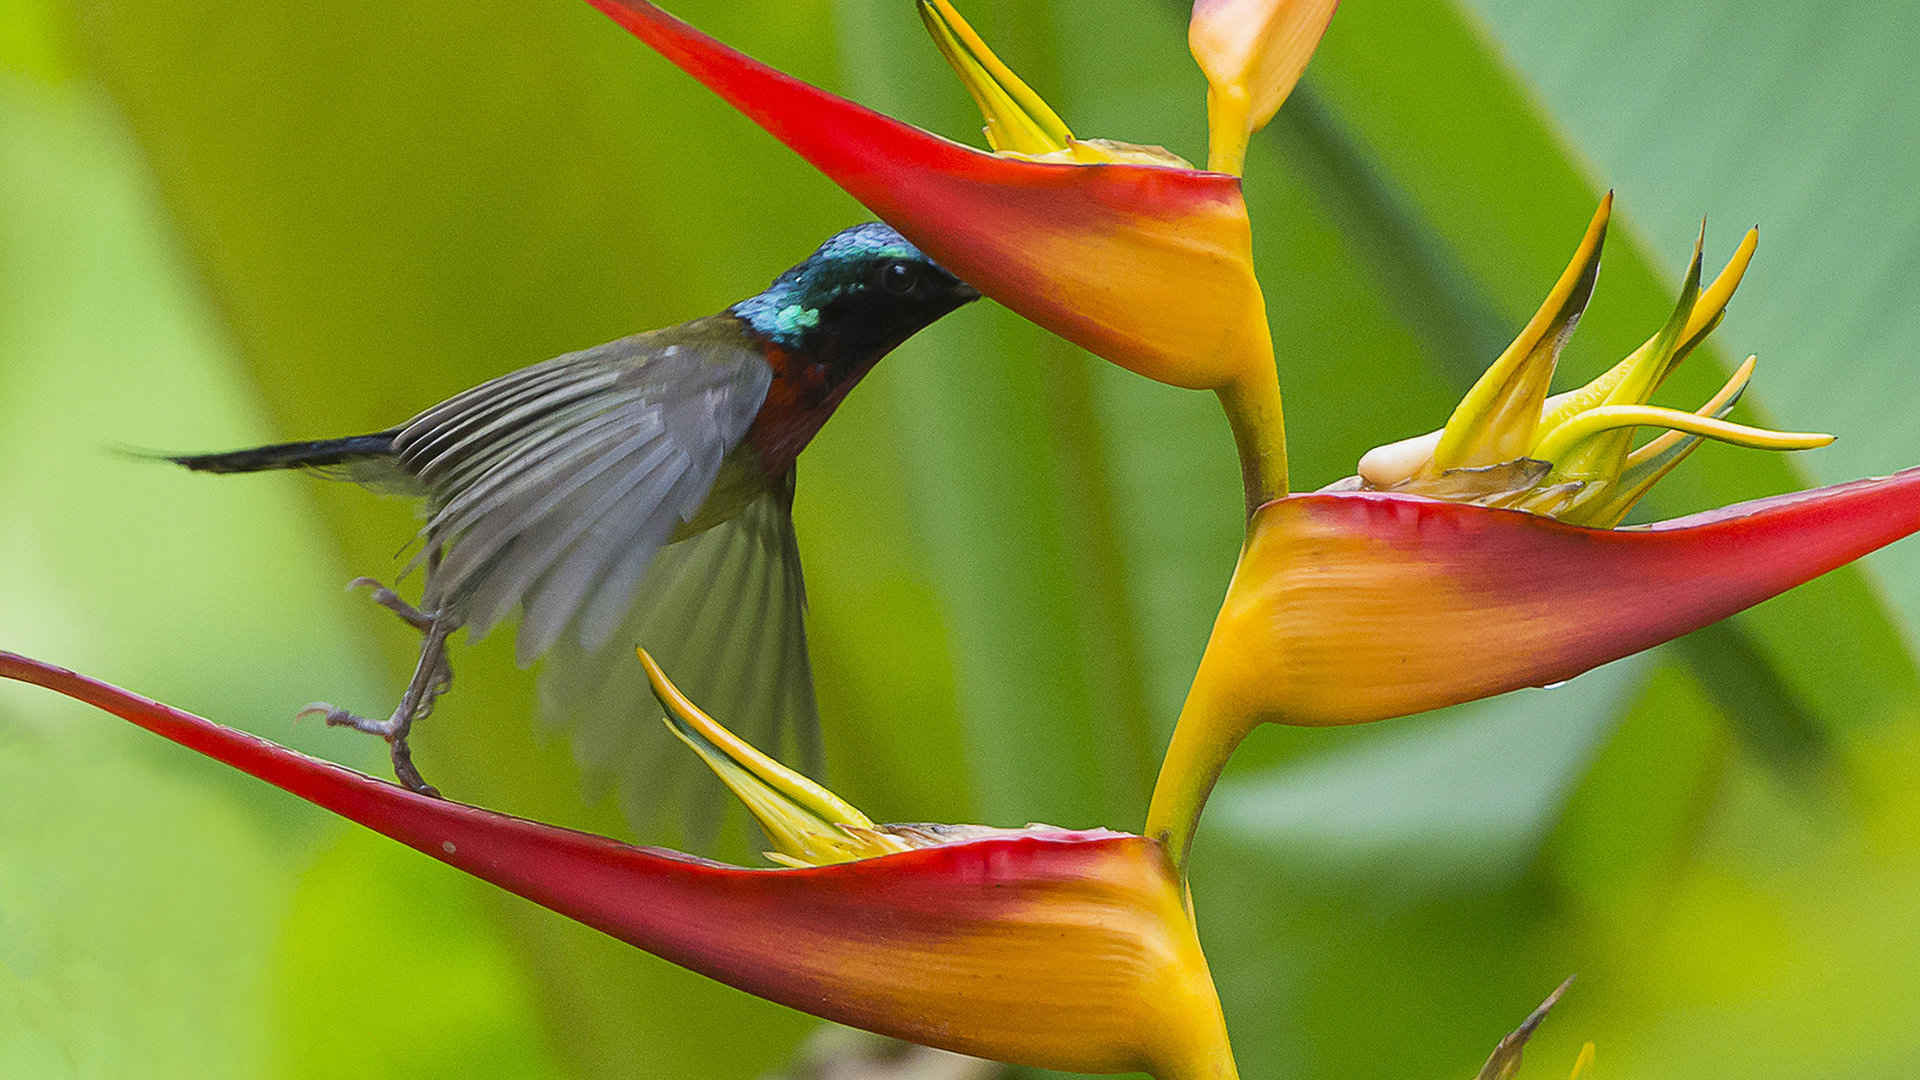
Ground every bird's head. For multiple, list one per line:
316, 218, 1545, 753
731, 223, 980, 363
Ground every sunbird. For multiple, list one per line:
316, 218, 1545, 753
165, 223, 977, 796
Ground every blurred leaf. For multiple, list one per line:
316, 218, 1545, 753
0, 65, 486, 1079
1541, 662, 1731, 919
1211, 658, 1651, 891
271, 831, 566, 1080
0, 696, 287, 1079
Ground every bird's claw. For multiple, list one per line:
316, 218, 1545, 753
297, 700, 442, 798
297, 699, 395, 735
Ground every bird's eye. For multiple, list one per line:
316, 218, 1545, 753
877, 260, 920, 297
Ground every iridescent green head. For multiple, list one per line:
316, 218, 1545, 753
731, 223, 979, 360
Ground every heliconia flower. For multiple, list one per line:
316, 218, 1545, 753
1144, 466, 1920, 869
579, 0, 1294, 507
0, 651, 1239, 1079
1355, 194, 1832, 527
1189, 0, 1342, 174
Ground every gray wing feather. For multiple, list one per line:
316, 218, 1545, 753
536, 484, 821, 835
394, 329, 772, 660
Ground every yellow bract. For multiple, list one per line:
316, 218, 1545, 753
923, 0, 1338, 175
1356, 196, 1831, 526
640, 648, 909, 867
917, 0, 1193, 167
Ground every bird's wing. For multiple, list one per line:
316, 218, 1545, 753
536, 477, 821, 836
393, 321, 773, 664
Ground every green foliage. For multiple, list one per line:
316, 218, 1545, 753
4, 0, 1920, 1077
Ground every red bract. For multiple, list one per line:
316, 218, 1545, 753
579, 0, 1269, 394
1236, 466, 1920, 724
0, 653, 1236, 1078
1147, 466, 1920, 867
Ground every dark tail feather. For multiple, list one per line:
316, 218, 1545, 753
165, 431, 400, 474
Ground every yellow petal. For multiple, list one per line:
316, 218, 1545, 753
1568, 1042, 1596, 1080
640, 648, 909, 867
1601, 223, 1708, 408
1539, 226, 1756, 432
1677, 225, 1757, 357
1429, 193, 1611, 474
1189, 0, 1341, 174
1537, 224, 1705, 484
918, 0, 1072, 156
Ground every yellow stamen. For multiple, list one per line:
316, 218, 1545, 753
1571, 356, 1827, 528
918, 0, 1073, 156
639, 648, 909, 867
1431, 193, 1611, 473
1530, 402, 1832, 464
1622, 354, 1757, 472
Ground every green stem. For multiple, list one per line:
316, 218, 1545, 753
1144, 646, 1251, 880
1152, 310, 1285, 874
1217, 337, 1290, 515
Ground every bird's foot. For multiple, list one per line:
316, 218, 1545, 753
297, 701, 443, 797
347, 575, 454, 694
348, 576, 434, 633
322, 576, 458, 797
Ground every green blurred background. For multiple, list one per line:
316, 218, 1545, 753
5, 0, 1920, 1076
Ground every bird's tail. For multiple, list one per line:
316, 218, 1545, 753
164, 431, 400, 474
155, 430, 418, 493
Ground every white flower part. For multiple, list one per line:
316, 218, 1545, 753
1357, 429, 1444, 487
